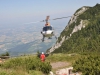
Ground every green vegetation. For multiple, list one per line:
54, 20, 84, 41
0, 52, 10, 56
73, 53, 100, 75
46, 53, 80, 63
1, 53, 100, 75
0, 55, 51, 75
1, 4, 100, 75
0, 53, 81, 75
49, 4, 100, 75
54, 4, 100, 53
47, 53, 100, 75
75, 6, 90, 15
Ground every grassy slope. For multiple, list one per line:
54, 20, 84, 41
0, 53, 81, 75
0, 55, 48, 75
1, 52, 99, 75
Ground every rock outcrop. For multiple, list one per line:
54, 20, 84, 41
47, 6, 89, 54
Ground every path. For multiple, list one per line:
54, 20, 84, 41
50, 62, 81, 75
51, 61, 70, 69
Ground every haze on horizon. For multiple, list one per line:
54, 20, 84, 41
0, 0, 100, 27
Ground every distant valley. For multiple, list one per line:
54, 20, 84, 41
0, 20, 68, 56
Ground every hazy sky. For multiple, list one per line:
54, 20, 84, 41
0, 0, 100, 26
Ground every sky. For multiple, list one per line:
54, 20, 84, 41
0, 0, 100, 26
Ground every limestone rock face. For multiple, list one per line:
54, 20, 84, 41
47, 6, 89, 54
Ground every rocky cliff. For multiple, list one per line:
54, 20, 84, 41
47, 4, 100, 53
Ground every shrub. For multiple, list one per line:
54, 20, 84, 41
1, 52, 10, 56
73, 55, 100, 75
1, 56, 51, 74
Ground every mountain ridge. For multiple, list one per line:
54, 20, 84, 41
47, 3, 100, 53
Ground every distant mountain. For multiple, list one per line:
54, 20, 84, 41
47, 4, 100, 53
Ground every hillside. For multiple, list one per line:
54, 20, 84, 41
47, 3, 100, 53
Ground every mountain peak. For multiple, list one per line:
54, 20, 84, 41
47, 4, 100, 53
